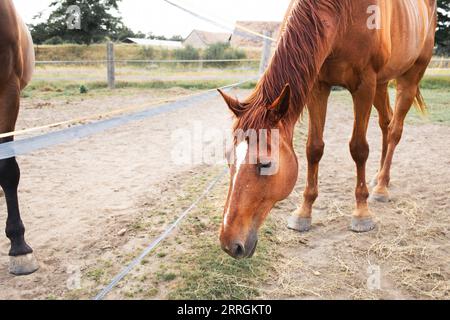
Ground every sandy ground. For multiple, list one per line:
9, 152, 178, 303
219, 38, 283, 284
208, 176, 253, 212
0, 89, 448, 299
0, 88, 234, 299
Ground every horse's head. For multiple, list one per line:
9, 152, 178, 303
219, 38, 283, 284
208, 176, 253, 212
218, 84, 298, 259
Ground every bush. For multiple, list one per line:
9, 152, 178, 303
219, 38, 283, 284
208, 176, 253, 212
160, 48, 170, 60
203, 42, 246, 66
79, 85, 88, 94
174, 45, 200, 61
43, 36, 64, 45
140, 46, 155, 59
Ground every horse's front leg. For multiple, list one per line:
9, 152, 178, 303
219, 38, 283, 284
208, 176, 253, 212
288, 82, 330, 232
0, 155, 38, 275
0, 77, 39, 275
349, 75, 377, 232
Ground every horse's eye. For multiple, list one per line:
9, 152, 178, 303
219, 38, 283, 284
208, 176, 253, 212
259, 162, 272, 169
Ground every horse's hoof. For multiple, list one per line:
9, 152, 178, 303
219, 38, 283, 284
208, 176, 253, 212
9, 253, 39, 276
369, 193, 390, 203
350, 217, 376, 233
287, 216, 311, 232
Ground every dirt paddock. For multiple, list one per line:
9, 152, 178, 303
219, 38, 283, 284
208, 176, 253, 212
0, 88, 448, 299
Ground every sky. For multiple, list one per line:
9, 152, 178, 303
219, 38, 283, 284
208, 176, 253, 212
13, 0, 292, 37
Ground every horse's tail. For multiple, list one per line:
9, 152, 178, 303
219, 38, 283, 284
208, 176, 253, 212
413, 88, 427, 114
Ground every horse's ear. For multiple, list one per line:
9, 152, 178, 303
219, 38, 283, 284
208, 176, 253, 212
268, 84, 290, 123
218, 89, 243, 117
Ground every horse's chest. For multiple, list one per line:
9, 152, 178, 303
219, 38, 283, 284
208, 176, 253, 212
318, 59, 364, 91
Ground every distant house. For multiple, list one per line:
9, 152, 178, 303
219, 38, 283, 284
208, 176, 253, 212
123, 38, 183, 48
183, 30, 231, 49
231, 21, 281, 48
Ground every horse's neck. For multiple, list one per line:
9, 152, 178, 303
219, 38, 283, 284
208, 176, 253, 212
248, 0, 349, 129
277, 0, 297, 42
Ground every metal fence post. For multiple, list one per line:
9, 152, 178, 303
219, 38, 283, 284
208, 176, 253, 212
259, 31, 273, 76
107, 42, 115, 89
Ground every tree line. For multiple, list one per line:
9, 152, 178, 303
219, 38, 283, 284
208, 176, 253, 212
437, 0, 450, 55
30, 0, 182, 45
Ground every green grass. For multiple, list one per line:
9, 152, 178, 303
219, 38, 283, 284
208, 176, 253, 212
22, 79, 257, 100
329, 77, 450, 126
169, 223, 279, 300
157, 271, 177, 282
85, 260, 113, 284
124, 165, 283, 300
86, 268, 105, 283
419, 75, 450, 90
408, 89, 450, 125
162, 168, 280, 300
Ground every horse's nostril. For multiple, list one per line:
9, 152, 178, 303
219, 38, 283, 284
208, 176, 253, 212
231, 242, 245, 258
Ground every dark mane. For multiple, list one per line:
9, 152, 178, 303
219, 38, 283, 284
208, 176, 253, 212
235, 0, 351, 132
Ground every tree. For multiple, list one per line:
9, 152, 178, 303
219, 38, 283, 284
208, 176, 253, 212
29, 21, 49, 45
170, 35, 184, 41
147, 32, 168, 41
437, 0, 450, 55
111, 27, 145, 42
30, 0, 127, 45
174, 45, 200, 60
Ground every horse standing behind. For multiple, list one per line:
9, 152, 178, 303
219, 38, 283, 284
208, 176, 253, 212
218, 0, 437, 259
0, 0, 38, 274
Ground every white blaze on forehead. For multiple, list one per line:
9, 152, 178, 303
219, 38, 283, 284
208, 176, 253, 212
223, 141, 248, 229
235, 140, 249, 167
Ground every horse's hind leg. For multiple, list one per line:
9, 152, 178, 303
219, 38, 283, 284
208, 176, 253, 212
369, 83, 393, 189
372, 60, 429, 202
0, 77, 39, 275
288, 81, 330, 232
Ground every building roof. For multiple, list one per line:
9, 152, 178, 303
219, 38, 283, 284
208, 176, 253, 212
123, 38, 183, 48
231, 21, 282, 48
185, 30, 231, 46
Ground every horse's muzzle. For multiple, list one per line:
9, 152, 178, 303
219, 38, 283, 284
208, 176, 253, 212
221, 232, 258, 259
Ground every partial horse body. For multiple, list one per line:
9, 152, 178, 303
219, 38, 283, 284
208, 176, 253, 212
0, 0, 38, 274
219, 0, 436, 259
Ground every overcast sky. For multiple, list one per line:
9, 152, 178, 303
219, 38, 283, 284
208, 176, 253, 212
13, 0, 291, 37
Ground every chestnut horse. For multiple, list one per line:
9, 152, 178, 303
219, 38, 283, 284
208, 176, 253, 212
219, 0, 436, 258
0, 0, 38, 274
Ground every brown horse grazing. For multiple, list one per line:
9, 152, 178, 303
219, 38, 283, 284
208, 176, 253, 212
218, 0, 436, 259
0, 0, 38, 274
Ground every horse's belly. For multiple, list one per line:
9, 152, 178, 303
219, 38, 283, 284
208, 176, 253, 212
377, 0, 432, 80
18, 15, 34, 88
377, 58, 418, 82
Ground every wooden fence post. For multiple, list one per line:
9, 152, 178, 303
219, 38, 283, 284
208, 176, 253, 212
107, 42, 115, 89
259, 30, 273, 76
